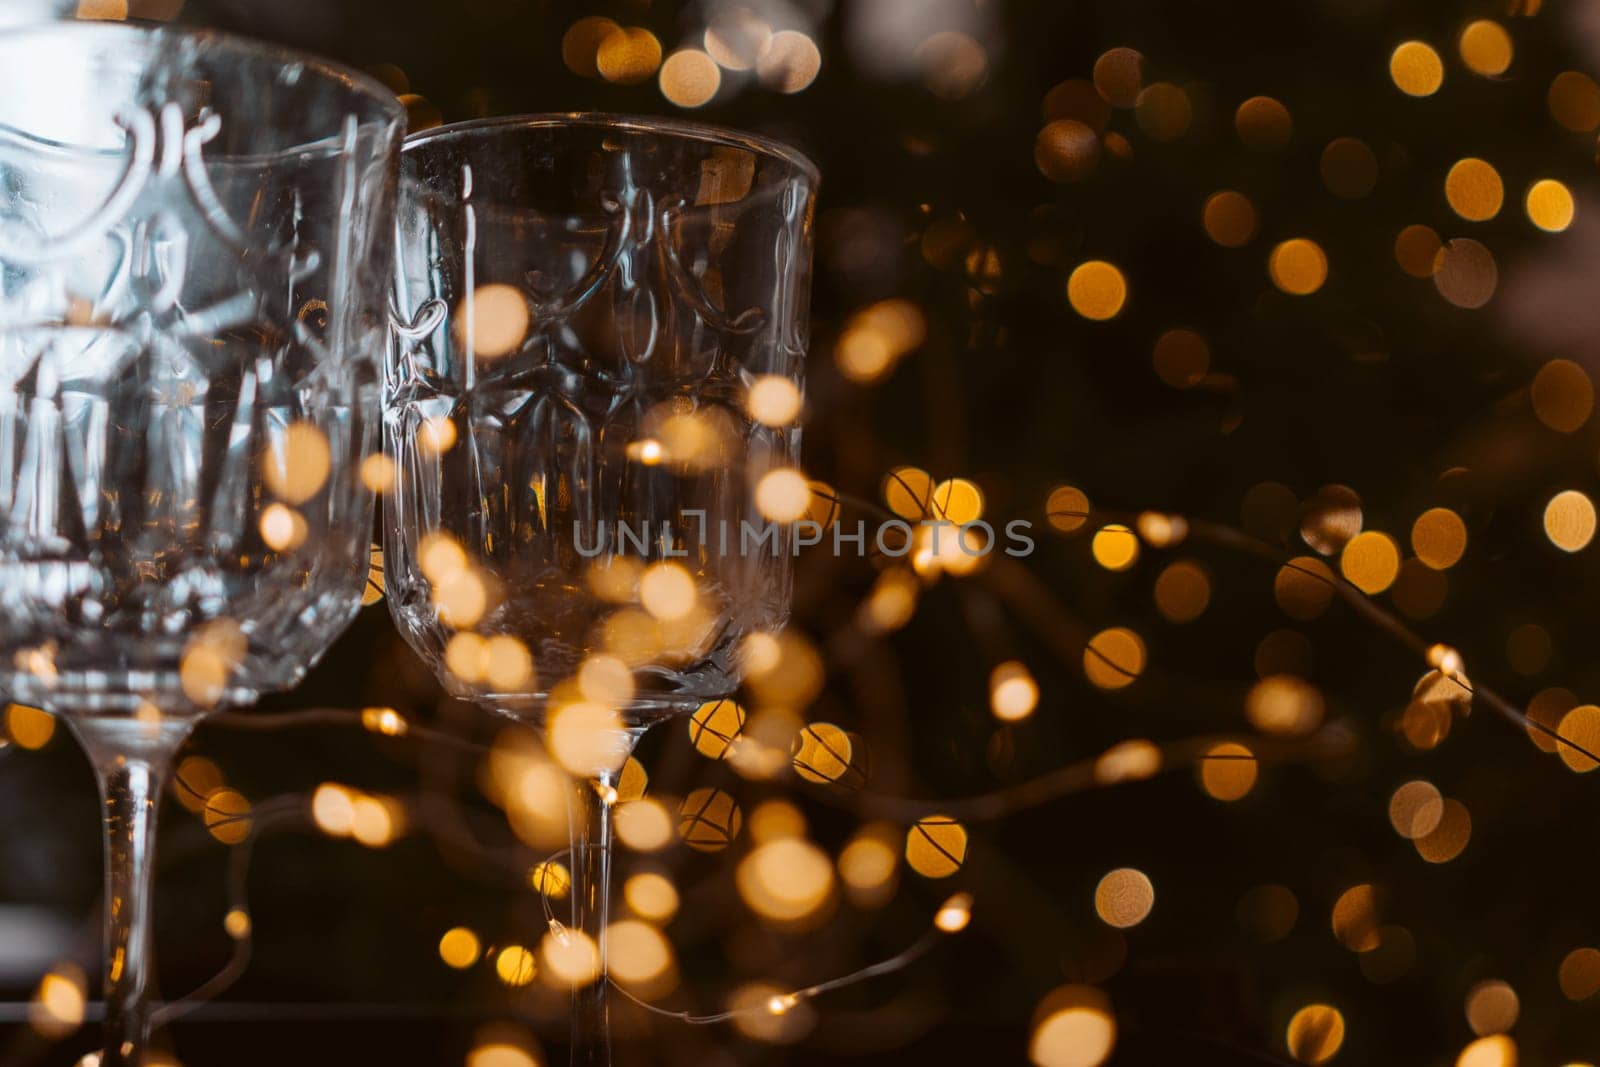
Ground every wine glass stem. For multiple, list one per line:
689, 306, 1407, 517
68, 717, 192, 1067
568, 766, 619, 1067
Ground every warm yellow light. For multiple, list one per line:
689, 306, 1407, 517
1390, 41, 1444, 96
1269, 239, 1328, 295
737, 838, 835, 922
495, 944, 537, 987
1340, 530, 1401, 593
1465, 979, 1519, 1036
615, 798, 675, 852
1456, 1034, 1516, 1067
361, 452, 396, 494
1029, 984, 1116, 1067
755, 468, 812, 522
1091, 524, 1139, 571
1459, 20, 1513, 77
659, 48, 721, 108
990, 661, 1040, 722
1094, 868, 1154, 929
1411, 508, 1468, 569
1286, 1003, 1346, 1064
935, 892, 974, 933
460, 284, 529, 359
1526, 179, 1575, 232
624, 872, 680, 923
1200, 742, 1257, 801
746, 376, 803, 426
791, 722, 853, 784
1066, 261, 1127, 320
259, 503, 306, 552
755, 30, 821, 93
262, 421, 331, 504
597, 27, 663, 85
1202, 190, 1258, 247
547, 701, 628, 778
1545, 490, 1596, 552
679, 788, 744, 852
905, 815, 968, 878
541, 928, 601, 988
439, 926, 482, 969
1083, 627, 1145, 690
1446, 158, 1504, 221
607, 919, 675, 995
6, 703, 55, 750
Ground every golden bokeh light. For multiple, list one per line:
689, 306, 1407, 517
1269, 239, 1329, 296
360, 452, 395, 494
1047, 485, 1091, 533
416, 414, 457, 456
596, 27, 662, 85
1465, 979, 1519, 1036
755, 468, 813, 523
678, 788, 743, 852
1332, 883, 1380, 951
659, 49, 721, 108
615, 798, 674, 852
28, 964, 86, 1040
1411, 508, 1467, 569
1526, 179, 1575, 232
688, 698, 744, 759
1286, 1004, 1346, 1065
460, 284, 529, 359
540, 928, 600, 988
1340, 530, 1401, 594
1029, 984, 1116, 1067
1414, 798, 1472, 862
1459, 20, 1513, 77
1433, 238, 1498, 308
756, 30, 821, 94
1457, 1034, 1517, 1067
563, 16, 620, 78
1545, 490, 1596, 552
1067, 261, 1128, 321
606, 920, 676, 997
906, 815, 968, 878
1091, 524, 1139, 571
262, 421, 331, 504
1549, 71, 1600, 131
737, 837, 835, 923
547, 701, 628, 779
1200, 742, 1257, 801
1235, 95, 1293, 150
1531, 358, 1592, 431
1446, 158, 1504, 221
1390, 41, 1445, 96
792, 722, 854, 783
1092, 47, 1144, 108
1395, 224, 1442, 277
1135, 82, 1192, 141
990, 661, 1040, 722
1093, 739, 1162, 784
624, 872, 680, 923
1203, 190, 1258, 247
839, 824, 900, 906
1560, 947, 1600, 1000
1388, 779, 1444, 839
1036, 119, 1101, 182
484, 635, 537, 692
931, 477, 985, 524
1094, 868, 1154, 929
1556, 704, 1600, 772
439, 926, 481, 970
1083, 627, 1146, 690
1275, 556, 1336, 620
6, 703, 55, 750
1154, 559, 1210, 622
746, 376, 803, 427
1246, 675, 1325, 736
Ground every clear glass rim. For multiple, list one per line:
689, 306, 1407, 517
0, 20, 404, 129
404, 112, 821, 186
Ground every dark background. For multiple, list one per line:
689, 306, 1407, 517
5, 0, 1600, 1064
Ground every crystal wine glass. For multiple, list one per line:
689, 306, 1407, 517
0, 23, 402, 1065
385, 114, 817, 1063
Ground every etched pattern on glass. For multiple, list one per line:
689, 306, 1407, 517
0, 99, 394, 715
387, 128, 814, 719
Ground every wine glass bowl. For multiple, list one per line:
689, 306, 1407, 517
0, 23, 402, 718
385, 114, 817, 1062
0, 22, 403, 1066
386, 115, 817, 727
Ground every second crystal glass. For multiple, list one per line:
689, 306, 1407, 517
0, 22, 402, 1066
386, 114, 817, 1062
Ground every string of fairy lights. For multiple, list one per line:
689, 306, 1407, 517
5, 1, 1600, 1065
